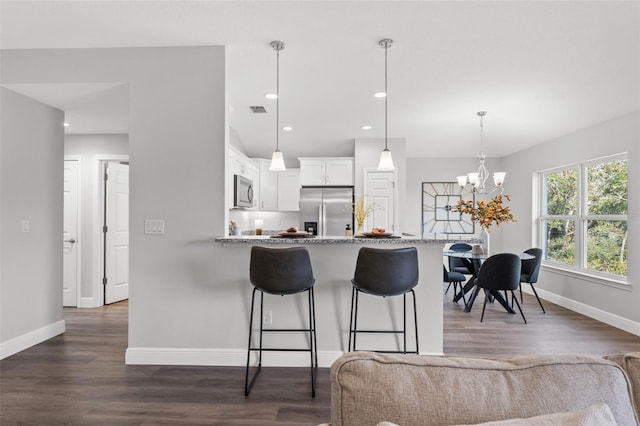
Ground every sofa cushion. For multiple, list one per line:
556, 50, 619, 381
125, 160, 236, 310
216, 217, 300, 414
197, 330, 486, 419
605, 353, 640, 416
330, 352, 638, 426
456, 403, 617, 425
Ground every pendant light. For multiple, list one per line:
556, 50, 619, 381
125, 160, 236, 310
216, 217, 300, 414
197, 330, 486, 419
377, 38, 395, 171
269, 40, 286, 171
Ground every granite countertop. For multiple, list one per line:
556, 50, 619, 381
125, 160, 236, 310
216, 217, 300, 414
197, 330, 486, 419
216, 235, 477, 245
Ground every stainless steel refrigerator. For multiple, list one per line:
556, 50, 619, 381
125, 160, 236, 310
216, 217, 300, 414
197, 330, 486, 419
299, 187, 354, 236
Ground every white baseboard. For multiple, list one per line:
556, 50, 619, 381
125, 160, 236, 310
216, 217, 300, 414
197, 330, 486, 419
78, 297, 100, 308
522, 287, 640, 336
0, 320, 66, 360
126, 347, 346, 368
125, 347, 447, 367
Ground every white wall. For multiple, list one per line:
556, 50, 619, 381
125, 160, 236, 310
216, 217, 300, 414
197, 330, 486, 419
65, 134, 129, 304
0, 88, 65, 358
502, 111, 639, 330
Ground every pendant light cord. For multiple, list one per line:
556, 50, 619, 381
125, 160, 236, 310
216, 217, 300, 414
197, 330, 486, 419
276, 47, 280, 152
384, 42, 388, 151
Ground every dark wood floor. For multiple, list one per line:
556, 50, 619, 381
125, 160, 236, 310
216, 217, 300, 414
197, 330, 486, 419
2, 290, 639, 425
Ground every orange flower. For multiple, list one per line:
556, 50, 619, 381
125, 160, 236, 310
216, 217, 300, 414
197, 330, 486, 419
453, 194, 516, 232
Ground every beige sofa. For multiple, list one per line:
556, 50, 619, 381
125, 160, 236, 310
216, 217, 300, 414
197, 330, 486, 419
328, 352, 640, 426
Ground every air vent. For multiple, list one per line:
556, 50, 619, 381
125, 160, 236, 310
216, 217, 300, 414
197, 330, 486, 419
250, 105, 267, 113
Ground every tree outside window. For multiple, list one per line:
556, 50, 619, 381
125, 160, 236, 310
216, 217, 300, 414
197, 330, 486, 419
539, 155, 627, 278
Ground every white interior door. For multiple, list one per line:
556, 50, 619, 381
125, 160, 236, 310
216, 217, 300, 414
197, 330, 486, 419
364, 170, 396, 233
104, 162, 129, 304
63, 160, 79, 307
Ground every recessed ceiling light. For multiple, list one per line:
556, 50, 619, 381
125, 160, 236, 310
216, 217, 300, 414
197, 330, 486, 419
282, 126, 293, 132
361, 125, 372, 130
265, 93, 278, 99
374, 92, 387, 98
63, 122, 70, 127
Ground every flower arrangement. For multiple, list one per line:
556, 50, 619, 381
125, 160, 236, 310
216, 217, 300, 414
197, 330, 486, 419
453, 194, 516, 232
353, 195, 377, 231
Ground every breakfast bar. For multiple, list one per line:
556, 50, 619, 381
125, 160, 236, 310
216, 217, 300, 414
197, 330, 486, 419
216, 235, 470, 367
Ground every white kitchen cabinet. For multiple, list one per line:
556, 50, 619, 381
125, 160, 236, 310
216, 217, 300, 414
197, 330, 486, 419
277, 169, 301, 212
255, 159, 278, 211
251, 160, 300, 212
299, 157, 353, 186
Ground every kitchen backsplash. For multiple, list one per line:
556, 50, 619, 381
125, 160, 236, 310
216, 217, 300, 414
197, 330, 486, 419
229, 209, 301, 235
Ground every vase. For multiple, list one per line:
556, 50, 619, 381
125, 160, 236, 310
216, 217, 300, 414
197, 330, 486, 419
480, 228, 490, 255
355, 223, 365, 237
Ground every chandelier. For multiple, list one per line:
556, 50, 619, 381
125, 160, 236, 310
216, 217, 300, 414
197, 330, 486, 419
456, 111, 506, 194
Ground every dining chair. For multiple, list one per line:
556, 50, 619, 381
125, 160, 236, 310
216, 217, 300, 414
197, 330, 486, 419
519, 248, 545, 313
448, 243, 474, 277
477, 253, 526, 324
245, 246, 318, 397
349, 247, 419, 354
443, 265, 466, 305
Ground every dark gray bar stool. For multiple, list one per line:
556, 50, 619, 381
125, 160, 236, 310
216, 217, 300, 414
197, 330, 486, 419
348, 247, 419, 354
245, 246, 317, 397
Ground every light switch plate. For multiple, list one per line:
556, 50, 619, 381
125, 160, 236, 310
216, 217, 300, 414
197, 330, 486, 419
144, 219, 165, 235
21, 219, 30, 233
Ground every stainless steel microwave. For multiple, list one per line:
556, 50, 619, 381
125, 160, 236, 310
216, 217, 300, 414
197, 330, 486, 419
234, 174, 254, 208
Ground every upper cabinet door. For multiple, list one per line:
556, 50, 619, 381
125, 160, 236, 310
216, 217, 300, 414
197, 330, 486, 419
277, 169, 301, 211
299, 157, 353, 186
325, 159, 353, 186
299, 159, 326, 186
257, 159, 278, 211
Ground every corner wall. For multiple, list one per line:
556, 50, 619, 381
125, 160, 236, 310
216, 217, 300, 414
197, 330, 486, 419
1, 47, 227, 358
0, 88, 65, 358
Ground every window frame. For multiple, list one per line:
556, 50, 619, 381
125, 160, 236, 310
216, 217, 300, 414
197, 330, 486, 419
537, 153, 628, 283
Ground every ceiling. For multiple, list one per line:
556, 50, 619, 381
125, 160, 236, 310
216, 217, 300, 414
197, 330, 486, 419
1, 1, 638, 159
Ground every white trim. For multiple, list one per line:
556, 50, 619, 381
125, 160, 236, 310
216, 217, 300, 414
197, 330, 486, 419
541, 263, 630, 288
125, 347, 446, 367
126, 347, 345, 368
92, 154, 129, 308
0, 320, 65, 360
521, 286, 640, 336
78, 297, 100, 309
64, 156, 82, 307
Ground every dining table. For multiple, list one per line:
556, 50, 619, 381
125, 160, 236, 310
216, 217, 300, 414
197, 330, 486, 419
444, 249, 534, 314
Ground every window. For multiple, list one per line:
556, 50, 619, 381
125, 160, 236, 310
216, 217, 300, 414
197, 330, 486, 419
538, 154, 628, 280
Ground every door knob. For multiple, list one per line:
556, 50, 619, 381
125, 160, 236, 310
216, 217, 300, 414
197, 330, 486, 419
64, 238, 76, 243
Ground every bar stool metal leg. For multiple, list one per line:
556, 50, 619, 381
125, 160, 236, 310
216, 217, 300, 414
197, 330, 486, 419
348, 287, 419, 354
245, 288, 262, 396
308, 288, 317, 397
411, 289, 419, 353
403, 293, 407, 354
348, 286, 356, 352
